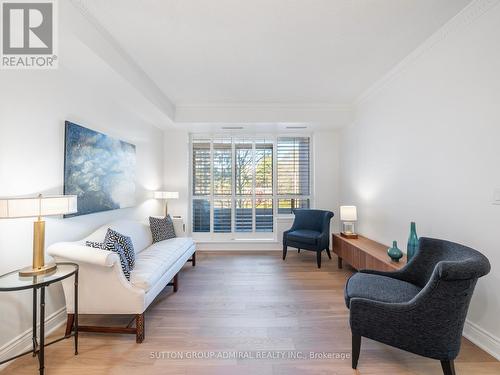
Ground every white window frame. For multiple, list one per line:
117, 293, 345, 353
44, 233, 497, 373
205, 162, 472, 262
188, 133, 314, 242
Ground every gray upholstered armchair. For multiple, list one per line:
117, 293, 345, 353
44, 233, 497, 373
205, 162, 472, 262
283, 209, 334, 268
345, 237, 490, 375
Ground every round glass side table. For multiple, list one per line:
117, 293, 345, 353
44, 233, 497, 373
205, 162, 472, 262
0, 262, 79, 375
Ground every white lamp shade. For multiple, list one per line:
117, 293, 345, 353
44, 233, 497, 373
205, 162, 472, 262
154, 191, 179, 200
340, 205, 357, 221
0, 195, 78, 218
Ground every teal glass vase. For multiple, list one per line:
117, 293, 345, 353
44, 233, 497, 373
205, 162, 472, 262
407, 222, 419, 261
387, 241, 403, 262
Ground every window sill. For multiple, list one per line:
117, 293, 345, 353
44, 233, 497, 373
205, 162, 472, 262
194, 239, 279, 244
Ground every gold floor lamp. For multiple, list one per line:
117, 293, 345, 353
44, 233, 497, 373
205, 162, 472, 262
0, 194, 77, 276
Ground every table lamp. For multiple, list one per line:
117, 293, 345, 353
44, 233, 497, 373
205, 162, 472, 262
0, 194, 77, 276
340, 205, 358, 239
154, 191, 179, 216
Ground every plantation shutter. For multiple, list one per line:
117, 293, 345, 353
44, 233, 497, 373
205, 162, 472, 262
277, 137, 310, 195
213, 138, 232, 196
192, 138, 211, 232
192, 139, 211, 196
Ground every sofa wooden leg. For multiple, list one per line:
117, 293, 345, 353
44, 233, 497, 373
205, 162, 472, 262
326, 248, 332, 259
173, 273, 178, 293
352, 334, 361, 369
135, 314, 145, 343
282, 245, 287, 260
65, 314, 74, 337
188, 252, 196, 266
317, 251, 322, 268
441, 360, 456, 375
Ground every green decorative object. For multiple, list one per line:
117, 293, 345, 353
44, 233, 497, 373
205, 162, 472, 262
407, 222, 419, 261
388, 241, 403, 262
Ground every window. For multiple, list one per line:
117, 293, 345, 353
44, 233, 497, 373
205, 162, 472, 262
277, 137, 310, 195
276, 137, 310, 214
277, 198, 310, 215
192, 198, 210, 232
192, 139, 211, 196
191, 135, 311, 235
213, 139, 232, 195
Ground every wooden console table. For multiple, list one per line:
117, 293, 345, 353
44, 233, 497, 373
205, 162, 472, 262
332, 234, 406, 271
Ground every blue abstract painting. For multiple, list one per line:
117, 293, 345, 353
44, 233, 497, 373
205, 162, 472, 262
64, 121, 136, 217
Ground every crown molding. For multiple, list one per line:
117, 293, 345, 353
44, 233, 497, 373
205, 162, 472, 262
175, 102, 355, 128
355, 0, 500, 107
66, 0, 176, 126
176, 103, 353, 112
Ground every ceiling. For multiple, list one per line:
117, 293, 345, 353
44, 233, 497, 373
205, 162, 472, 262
76, 0, 472, 124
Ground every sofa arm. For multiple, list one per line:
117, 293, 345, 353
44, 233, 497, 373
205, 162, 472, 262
48, 241, 147, 314
47, 242, 119, 267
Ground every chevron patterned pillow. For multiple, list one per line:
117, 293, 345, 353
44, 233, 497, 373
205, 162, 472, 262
104, 228, 135, 269
149, 215, 176, 243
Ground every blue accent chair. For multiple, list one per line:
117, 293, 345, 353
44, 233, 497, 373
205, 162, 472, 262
283, 209, 334, 268
345, 237, 491, 375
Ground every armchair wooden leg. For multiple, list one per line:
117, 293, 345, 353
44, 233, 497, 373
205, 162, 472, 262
135, 314, 145, 343
441, 360, 456, 375
316, 251, 322, 268
65, 314, 74, 337
283, 245, 287, 260
352, 334, 361, 369
325, 248, 332, 259
298, 248, 300, 253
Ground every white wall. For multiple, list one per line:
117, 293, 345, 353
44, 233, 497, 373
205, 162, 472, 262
339, 2, 500, 358
0, 27, 164, 354
313, 131, 341, 233
163, 130, 341, 249
162, 130, 190, 220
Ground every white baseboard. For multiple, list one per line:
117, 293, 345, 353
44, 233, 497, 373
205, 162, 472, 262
196, 243, 282, 251
0, 307, 67, 371
463, 319, 500, 360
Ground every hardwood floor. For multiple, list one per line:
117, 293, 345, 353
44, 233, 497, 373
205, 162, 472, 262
3, 251, 498, 374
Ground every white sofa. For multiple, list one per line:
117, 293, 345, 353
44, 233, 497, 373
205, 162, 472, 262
47, 218, 196, 342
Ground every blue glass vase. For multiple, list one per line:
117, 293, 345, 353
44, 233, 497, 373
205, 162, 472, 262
407, 222, 419, 261
387, 241, 403, 262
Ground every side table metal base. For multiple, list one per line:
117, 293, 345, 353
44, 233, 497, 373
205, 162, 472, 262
0, 263, 79, 375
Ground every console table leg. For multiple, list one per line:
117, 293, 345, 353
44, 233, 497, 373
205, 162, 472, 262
74, 270, 78, 355
39, 287, 45, 375
32, 288, 37, 356
338, 257, 343, 269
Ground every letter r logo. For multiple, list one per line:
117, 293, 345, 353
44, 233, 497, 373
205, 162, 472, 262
2, 2, 53, 54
